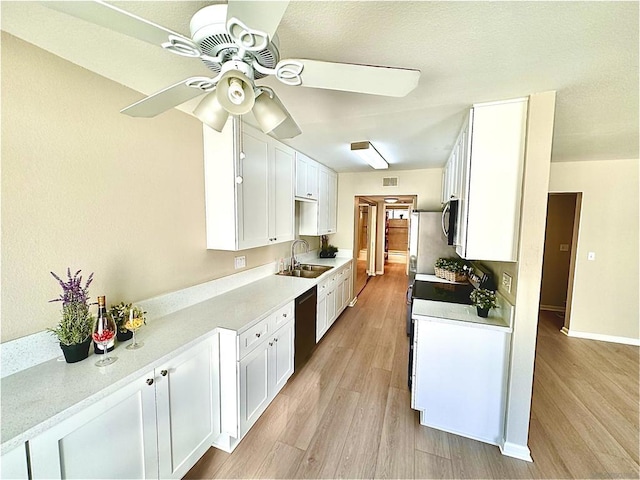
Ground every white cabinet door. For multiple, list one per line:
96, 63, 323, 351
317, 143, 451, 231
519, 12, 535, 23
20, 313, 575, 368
334, 278, 344, 321
1, 445, 28, 480
238, 129, 270, 249
239, 341, 270, 437
295, 152, 319, 200
326, 288, 337, 327
30, 371, 159, 480
156, 336, 220, 480
270, 320, 294, 395
327, 170, 338, 234
316, 293, 328, 342
271, 143, 295, 244
318, 168, 330, 234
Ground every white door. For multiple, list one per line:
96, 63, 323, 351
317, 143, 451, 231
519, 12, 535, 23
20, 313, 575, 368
270, 320, 294, 396
156, 336, 220, 479
238, 130, 270, 249
316, 293, 328, 342
1, 445, 28, 480
327, 171, 338, 234
30, 371, 159, 480
318, 168, 330, 234
239, 341, 270, 437
334, 277, 344, 320
326, 288, 337, 327
271, 144, 294, 243
295, 154, 308, 198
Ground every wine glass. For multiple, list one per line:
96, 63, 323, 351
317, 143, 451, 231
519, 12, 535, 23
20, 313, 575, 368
124, 314, 144, 350
93, 313, 117, 366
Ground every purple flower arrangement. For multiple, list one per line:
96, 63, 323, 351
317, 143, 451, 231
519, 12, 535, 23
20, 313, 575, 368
48, 268, 96, 346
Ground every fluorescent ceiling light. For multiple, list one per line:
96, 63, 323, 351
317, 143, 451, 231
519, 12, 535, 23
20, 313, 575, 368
350, 141, 388, 169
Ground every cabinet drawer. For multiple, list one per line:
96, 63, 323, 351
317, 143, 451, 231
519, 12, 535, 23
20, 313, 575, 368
239, 319, 270, 359
272, 302, 293, 329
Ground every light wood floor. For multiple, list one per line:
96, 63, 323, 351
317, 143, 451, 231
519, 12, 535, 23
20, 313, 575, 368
185, 264, 639, 479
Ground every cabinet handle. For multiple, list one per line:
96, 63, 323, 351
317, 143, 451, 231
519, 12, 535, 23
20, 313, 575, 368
307, 193, 312, 196
256, 332, 261, 338
160, 370, 168, 377
146, 378, 154, 386
269, 342, 274, 346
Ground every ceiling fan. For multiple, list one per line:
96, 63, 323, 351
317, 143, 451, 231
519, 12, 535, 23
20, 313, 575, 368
45, 1, 421, 139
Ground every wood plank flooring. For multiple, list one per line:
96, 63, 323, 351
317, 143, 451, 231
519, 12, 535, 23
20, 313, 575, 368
185, 263, 639, 479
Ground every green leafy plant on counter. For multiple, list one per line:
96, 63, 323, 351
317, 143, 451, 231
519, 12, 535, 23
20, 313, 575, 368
320, 234, 338, 258
109, 302, 147, 333
470, 288, 498, 310
435, 257, 467, 273
47, 268, 95, 346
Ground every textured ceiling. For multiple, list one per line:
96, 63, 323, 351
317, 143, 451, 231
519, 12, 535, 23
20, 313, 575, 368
2, 1, 638, 172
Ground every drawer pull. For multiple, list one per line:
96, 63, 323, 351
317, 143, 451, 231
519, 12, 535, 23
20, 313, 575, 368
256, 332, 261, 338
269, 342, 274, 346
146, 378, 154, 386
160, 370, 168, 377
274, 337, 279, 342
283, 313, 287, 318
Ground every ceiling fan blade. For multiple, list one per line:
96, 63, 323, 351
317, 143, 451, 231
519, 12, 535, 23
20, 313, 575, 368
267, 91, 302, 139
44, 1, 192, 48
226, 0, 289, 42
292, 59, 420, 97
121, 78, 210, 117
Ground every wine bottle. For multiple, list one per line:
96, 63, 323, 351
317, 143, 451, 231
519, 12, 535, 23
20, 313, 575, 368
93, 295, 115, 354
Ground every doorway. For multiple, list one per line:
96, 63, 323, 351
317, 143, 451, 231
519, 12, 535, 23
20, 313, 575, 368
385, 205, 411, 264
539, 192, 582, 332
354, 200, 376, 296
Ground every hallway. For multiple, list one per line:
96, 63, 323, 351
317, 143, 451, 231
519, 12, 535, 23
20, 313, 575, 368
186, 263, 639, 479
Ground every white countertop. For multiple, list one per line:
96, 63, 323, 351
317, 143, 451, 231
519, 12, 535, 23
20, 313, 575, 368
412, 295, 513, 332
0, 256, 351, 454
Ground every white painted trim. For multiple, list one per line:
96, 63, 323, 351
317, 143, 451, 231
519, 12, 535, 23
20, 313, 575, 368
375, 270, 384, 275
500, 441, 532, 462
349, 297, 358, 307
562, 328, 640, 346
539, 304, 565, 313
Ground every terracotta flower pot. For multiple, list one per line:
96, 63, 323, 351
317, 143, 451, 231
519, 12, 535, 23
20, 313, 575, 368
60, 337, 92, 364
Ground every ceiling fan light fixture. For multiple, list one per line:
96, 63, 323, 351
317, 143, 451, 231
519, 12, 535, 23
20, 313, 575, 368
253, 91, 287, 133
350, 141, 388, 169
215, 64, 256, 115
194, 90, 229, 132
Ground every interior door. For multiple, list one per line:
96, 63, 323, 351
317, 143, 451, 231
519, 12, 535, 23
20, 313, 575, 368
355, 204, 369, 295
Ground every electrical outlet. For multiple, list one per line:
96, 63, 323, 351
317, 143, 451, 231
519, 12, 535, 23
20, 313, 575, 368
502, 273, 512, 294
234, 255, 246, 269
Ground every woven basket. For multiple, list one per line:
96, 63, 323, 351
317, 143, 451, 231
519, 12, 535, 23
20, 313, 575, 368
435, 267, 467, 283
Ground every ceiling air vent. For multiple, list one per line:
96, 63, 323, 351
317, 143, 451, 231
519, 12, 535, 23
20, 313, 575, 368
382, 177, 398, 187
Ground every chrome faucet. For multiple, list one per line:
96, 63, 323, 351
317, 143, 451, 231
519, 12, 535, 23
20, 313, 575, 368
290, 239, 309, 271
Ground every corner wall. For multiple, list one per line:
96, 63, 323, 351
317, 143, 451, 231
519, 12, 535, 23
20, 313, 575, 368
548, 159, 639, 341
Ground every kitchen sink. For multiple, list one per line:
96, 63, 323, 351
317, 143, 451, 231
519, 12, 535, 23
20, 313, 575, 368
276, 264, 333, 279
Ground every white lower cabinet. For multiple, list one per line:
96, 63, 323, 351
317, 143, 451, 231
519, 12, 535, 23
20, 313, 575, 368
29, 335, 220, 480
315, 261, 353, 342
0, 444, 29, 480
239, 318, 294, 437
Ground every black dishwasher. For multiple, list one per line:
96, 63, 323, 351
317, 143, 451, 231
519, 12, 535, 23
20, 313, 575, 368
294, 286, 317, 371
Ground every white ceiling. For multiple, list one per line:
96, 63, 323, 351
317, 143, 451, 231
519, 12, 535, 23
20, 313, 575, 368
2, 1, 638, 172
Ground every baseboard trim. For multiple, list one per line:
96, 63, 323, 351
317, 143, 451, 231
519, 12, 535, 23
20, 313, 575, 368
540, 304, 565, 313
500, 441, 533, 462
562, 328, 640, 346
349, 297, 358, 307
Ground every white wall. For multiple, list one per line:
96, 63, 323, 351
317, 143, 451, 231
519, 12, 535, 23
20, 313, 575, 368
334, 168, 442, 251
1, 33, 312, 342
548, 159, 639, 341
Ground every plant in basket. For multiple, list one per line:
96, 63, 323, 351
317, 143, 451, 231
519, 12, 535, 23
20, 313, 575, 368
434, 257, 468, 282
470, 288, 498, 318
47, 268, 95, 363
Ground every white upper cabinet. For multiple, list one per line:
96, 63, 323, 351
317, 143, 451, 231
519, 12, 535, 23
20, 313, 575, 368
455, 98, 528, 262
299, 165, 338, 236
203, 119, 294, 251
295, 152, 319, 200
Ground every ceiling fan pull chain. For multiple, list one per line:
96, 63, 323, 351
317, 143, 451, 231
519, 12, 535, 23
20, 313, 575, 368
226, 17, 268, 52
161, 35, 201, 58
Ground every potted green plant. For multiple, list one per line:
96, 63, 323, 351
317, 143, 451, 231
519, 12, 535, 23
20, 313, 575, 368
47, 268, 95, 363
109, 302, 146, 341
319, 234, 338, 258
469, 288, 498, 318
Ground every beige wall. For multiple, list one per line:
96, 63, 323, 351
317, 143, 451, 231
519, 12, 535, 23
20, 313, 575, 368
335, 168, 442, 251
540, 193, 577, 309
548, 159, 639, 340
1, 33, 314, 342
483, 260, 518, 304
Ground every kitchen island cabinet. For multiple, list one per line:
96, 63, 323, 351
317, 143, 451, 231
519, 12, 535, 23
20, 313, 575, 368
29, 334, 220, 480
203, 119, 294, 250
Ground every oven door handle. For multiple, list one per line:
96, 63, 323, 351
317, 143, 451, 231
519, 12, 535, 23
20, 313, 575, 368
406, 285, 413, 305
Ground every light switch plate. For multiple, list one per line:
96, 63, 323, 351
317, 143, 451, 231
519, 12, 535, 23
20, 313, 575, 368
502, 273, 512, 294
234, 255, 246, 269
559, 243, 570, 252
